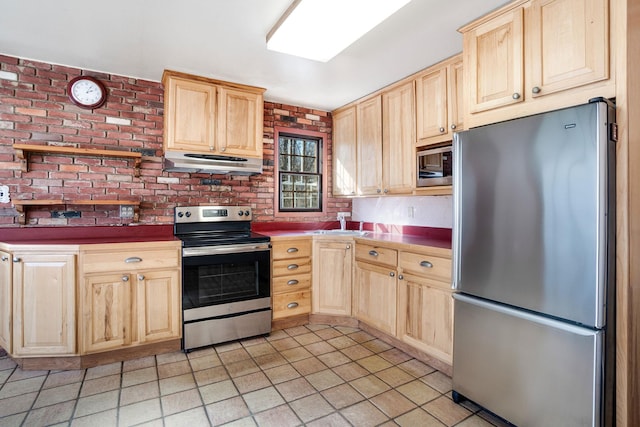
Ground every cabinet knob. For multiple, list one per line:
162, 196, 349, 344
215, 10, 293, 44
532, 86, 541, 94
439, 127, 445, 133
125, 257, 142, 263
383, 189, 388, 194
287, 264, 299, 270
389, 272, 395, 277
451, 124, 457, 130
346, 245, 351, 249
12, 257, 20, 263
122, 275, 129, 282
376, 189, 381, 194
1, 255, 8, 261
368, 250, 379, 257
398, 274, 404, 280
287, 279, 299, 286
512, 93, 521, 100
287, 248, 298, 253
420, 260, 433, 268
287, 302, 299, 309
138, 274, 145, 281
220, 147, 226, 152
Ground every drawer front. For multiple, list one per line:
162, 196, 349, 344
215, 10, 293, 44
272, 258, 311, 277
272, 291, 311, 319
355, 244, 398, 268
272, 239, 312, 260
82, 248, 179, 273
399, 251, 451, 283
273, 273, 311, 294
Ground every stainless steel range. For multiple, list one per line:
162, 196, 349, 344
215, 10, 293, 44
174, 205, 271, 351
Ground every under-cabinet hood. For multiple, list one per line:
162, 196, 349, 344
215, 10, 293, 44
163, 151, 263, 175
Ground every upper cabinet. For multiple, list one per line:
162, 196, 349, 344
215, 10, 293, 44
162, 70, 265, 158
460, 0, 614, 127
416, 54, 464, 146
332, 106, 358, 197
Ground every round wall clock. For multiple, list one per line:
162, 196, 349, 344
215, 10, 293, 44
67, 76, 107, 109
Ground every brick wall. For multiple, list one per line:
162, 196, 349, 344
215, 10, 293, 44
0, 55, 351, 227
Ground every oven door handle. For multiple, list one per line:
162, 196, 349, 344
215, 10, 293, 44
182, 243, 270, 257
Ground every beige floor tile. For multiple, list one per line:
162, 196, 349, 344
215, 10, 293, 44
84, 362, 121, 380
75, 389, 119, 417
205, 396, 250, 425
0, 369, 11, 385
289, 393, 334, 423
265, 329, 289, 341
252, 404, 301, 427
215, 341, 244, 353
244, 342, 276, 358
280, 346, 313, 362
118, 398, 162, 427
193, 365, 229, 387
0, 376, 46, 399
0, 412, 27, 427
233, 371, 271, 394
357, 354, 393, 373
284, 325, 311, 336
199, 379, 238, 404
225, 358, 260, 378
293, 332, 323, 346
317, 350, 351, 368
347, 330, 375, 343
218, 348, 251, 365
188, 353, 222, 372
334, 326, 359, 335
7, 368, 47, 382
23, 400, 75, 426
0, 358, 17, 371
164, 406, 209, 427
186, 346, 217, 360
421, 371, 453, 394
253, 352, 288, 370
313, 328, 343, 340
291, 356, 327, 376
424, 395, 473, 427
396, 379, 441, 405
350, 374, 392, 398
375, 366, 415, 388
70, 408, 118, 427
263, 363, 300, 384
379, 348, 413, 365
304, 341, 336, 356
457, 414, 498, 427
240, 335, 268, 347
340, 400, 389, 427
0, 391, 38, 417
242, 386, 285, 413
123, 356, 155, 372
160, 388, 203, 416
395, 407, 446, 427
220, 416, 257, 427
120, 381, 160, 406
270, 337, 300, 352
306, 412, 351, 427
305, 369, 344, 391
398, 359, 436, 378
155, 351, 187, 365
326, 335, 357, 349
321, 383, 365, 409
275, 377, 316, 402
33, 382, 81, 408
370, 389, 417, 418
42, 370, 84, 389
121, 366, 158, 388
130, 419, 164, 427
361, 338, 393, 353
305, 324, 330, 332
159, 372, 196, 395
157, 360, 191, 379
80, 374, 121, 397
341, 344, 375, 361
332, 361, 370, 382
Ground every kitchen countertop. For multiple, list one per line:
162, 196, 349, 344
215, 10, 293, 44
0, 224, 177, 245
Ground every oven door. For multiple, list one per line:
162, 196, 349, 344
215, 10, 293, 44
182, 243, 270, 311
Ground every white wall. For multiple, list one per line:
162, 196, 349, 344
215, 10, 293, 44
351, 196, 453, 228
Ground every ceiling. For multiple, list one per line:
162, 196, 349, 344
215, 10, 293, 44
0, 0, 508, 111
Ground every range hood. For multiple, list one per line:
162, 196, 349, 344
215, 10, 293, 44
163, 151, 263, 175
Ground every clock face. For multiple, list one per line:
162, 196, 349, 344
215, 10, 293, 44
67, 76, 106, 109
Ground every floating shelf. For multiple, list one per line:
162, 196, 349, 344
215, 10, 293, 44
13, 199, 140, 225
13, 143, 143, 177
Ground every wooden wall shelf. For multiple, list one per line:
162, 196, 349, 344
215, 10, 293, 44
13, 144, 143, 177
13, 200, 140, 225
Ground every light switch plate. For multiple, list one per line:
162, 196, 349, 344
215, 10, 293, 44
120, 205, 134, 218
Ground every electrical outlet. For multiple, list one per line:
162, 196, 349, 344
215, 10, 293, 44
120, 205, 134, 218
0, 185, 9, 203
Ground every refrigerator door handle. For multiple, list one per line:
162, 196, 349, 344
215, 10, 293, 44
451, 133, 463, 290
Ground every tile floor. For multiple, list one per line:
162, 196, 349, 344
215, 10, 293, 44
0, 324, 511, 427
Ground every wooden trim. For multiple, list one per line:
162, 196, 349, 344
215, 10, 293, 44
13, 200, 140, 225
457, 0, 529, 33
309, 314, 359, 328
161, 69, 265, 94
271, 314, 309, 330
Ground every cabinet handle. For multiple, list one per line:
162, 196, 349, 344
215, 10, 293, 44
287, 248, 298, 253
125, 257, 142, 263
451, 124, 457, 130
1, 256, 8, 261
287, 279, 299, 286
368, 250, 379, 257
12, 257, 20, 263
439, 127, 445, 133
512, 93, 521, 100
389, 272, 395, 277
138, 274, 145, 281
122, 275, 129, 282
532, 86, 541, 94
398, 274, 404, 280
287, 264, 299, 270
420, 260, 433, 268
287, 302, 299, 309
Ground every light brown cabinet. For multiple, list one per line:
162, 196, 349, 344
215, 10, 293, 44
271, 237, 312, 320
416, 54, 464, 146
461, 0, 614, 127
79, 242, 181, 354
312, 238, 353, 316
163, 70, 265, 159
356, 95, 384, 195
332, 106, 358, 196
12, 251, 76, 356
0, 251, 11, 353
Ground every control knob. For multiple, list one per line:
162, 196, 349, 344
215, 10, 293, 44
245, 210, 250, 216
177, 212, 184, 218
185, 211, 191, 217
238, 211, 244, 216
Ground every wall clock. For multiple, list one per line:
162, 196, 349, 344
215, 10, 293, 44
67, 76, 107, 109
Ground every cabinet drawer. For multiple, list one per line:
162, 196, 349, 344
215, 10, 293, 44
272, 258, 311, 277
272, 291, 311, 319
82, 248, 179, 273
355, 244, 397, 268
399, 251, 451, 283
273, 273, 311, 294
272, 239, 312, 260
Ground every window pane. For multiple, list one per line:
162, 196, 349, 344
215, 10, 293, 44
303, 157, 317, 172
304, 140, 317, 157
278, 134, 322, 212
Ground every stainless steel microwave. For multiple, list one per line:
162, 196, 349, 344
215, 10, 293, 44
417, 145, 453, 187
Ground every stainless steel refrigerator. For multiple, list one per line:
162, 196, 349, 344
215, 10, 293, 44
452, 99, 616, 427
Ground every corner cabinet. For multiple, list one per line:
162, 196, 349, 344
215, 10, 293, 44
312, 238, 353, 316
162, 70, 265, 159
460, 0, 614, 127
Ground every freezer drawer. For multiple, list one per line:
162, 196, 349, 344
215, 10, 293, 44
452, 294, 604, 427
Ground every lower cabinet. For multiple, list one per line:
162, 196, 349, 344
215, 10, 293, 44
312, 239, 353, 316
0, 251, 12, 353
271, 237, 312, 320
354, 261, 397, 335
12, 251, 76, 356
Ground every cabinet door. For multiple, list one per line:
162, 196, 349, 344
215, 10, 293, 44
12, 253, 76, 356
312, 240, 352, 316
416, 67, 448, 141
465, 6, 524, 113
164, 77, 216, 152
332, 106, 358, 196
354, 261, 397, 335
0, 251, 12, 353
356, 95, 383, 195
397, 273, 453, 364
527, 0, 608, 97
382, 82, 415, 194
217, 87, 263, 158
82, 273, 132, 354
137, 269, 181, 343
449, 58, 465, 133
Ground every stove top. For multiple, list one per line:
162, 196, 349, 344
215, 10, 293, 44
177, 231, 270, 248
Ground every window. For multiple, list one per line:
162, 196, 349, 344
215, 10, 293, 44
278, 133, 322, 212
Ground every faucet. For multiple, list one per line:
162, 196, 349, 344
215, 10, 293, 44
338, 213, 346, 231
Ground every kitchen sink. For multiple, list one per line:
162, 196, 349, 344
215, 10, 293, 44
306, 229, 369, 236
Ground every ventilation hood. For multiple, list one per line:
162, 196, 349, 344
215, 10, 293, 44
163, 151, 263, 175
